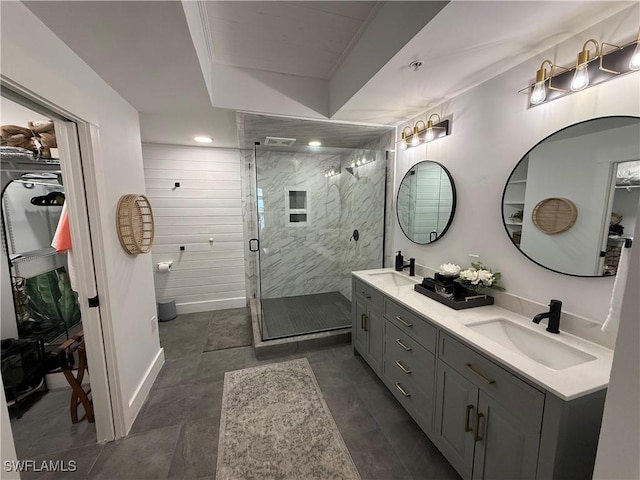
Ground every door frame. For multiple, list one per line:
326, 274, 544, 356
1, 81, 123, 440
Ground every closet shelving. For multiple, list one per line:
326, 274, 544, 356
503, 158, 528, 244
2, 149, 64, 277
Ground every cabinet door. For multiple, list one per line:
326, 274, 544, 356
353, 297, 368, 357
367, 305, 383, 372
472, 392, 540, 480
434, 362, 478, 480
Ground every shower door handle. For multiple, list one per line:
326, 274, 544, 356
249, 238, 259, 252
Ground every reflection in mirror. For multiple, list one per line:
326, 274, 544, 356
502, 116, 640, 277
397, 160, 456, 244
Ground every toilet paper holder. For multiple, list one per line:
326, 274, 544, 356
157, 261, 173, 272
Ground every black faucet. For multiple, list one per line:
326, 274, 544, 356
532, 300, 562, 334
394, 251, 415, 276
402, 258, 416, 277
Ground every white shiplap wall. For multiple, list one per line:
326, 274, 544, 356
143, 144, 246, 313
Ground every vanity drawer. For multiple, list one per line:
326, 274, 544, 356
384, 321, 435, 397
353, 279, 383, 310
384, 298, 437, 353
439, 333, 544, 428
384, 351, 435, 432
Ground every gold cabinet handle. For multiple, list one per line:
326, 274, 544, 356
464, 404, 474, 433
395, 338, 412, 351
474, 412, 485, 442
465, 363, 496, 385
363, 314, 369, 332
395, 316, 413, 327
395, 360, 411, 374
394, 382, 411, 397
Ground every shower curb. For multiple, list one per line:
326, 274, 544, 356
249, 298, 351, 359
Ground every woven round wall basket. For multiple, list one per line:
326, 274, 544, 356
532, 197, 577, 234
116, 194, 155, 254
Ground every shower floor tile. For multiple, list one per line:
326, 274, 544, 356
261, 291, 351, 340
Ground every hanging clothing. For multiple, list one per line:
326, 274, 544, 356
52, 202, 78, 291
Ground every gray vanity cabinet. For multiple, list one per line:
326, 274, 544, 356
433, 361, 477, 478
351, 274, 607, 480
382, 298, 438, 433
435, 333, 544, 480
352, 279, 384, 373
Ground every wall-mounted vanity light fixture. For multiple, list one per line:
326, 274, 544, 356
324, 166, 340, 178
522, 28, 640, 107
399, 113, 450, 150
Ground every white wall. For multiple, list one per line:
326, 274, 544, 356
1, 2, 161, 435
593, 208, 640, 479
392, 5, 640, 323
142, 144, 245, 313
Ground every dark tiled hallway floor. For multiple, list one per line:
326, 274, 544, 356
10, 310, 460, 479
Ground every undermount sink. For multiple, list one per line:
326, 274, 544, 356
468, 318, 597, 371
368, 271, 418, 287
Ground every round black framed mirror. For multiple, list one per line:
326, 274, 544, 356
502, 116, 640, 277
397, 160, 456, 244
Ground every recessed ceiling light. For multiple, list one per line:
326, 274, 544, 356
308, 140, 321, 147
194, 136, 213, 143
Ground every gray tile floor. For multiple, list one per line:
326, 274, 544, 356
8, 310, 460, 480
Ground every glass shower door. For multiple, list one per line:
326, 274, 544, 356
253, 144, 386, 341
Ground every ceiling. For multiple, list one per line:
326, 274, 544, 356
22, 1, 636, 149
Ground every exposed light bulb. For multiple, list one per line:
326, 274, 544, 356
571, 63, 589, 91
425, 128, 435, 142
356, 160, 361, 166
530, 81, 547, 105
630, 42, 640, 70
400, 140, 408, 150
410, 134, 420, 147
351, 162, 356, 168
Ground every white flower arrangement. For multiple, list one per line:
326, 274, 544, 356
439, 263, 461, 277
454, 262, 504, 293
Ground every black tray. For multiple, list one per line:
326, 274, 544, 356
414, 284, 494, 310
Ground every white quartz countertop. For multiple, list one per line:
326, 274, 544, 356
353, 268, 613, 401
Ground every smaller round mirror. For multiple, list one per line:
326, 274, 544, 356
397, 160, 456, 244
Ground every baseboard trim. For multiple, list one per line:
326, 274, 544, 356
125, 347, 164, 433
176, 298, 246, 314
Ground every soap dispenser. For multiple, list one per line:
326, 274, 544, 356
395, 251, 404, 271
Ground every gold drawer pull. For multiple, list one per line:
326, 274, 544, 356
464, 404, 474, 433
394, 382, 411, 397
474, 412, 485, 443
395, 338, 412, 351
465, 363, 495, 385
395, 360, 411, 374
362, 314, 369, 332
395, 316, 413, 327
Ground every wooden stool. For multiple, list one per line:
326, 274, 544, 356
56, 331, 94, 424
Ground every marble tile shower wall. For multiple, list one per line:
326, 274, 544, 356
252, 149, 385, 300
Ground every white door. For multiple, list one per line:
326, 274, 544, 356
53, 121, 115, 442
